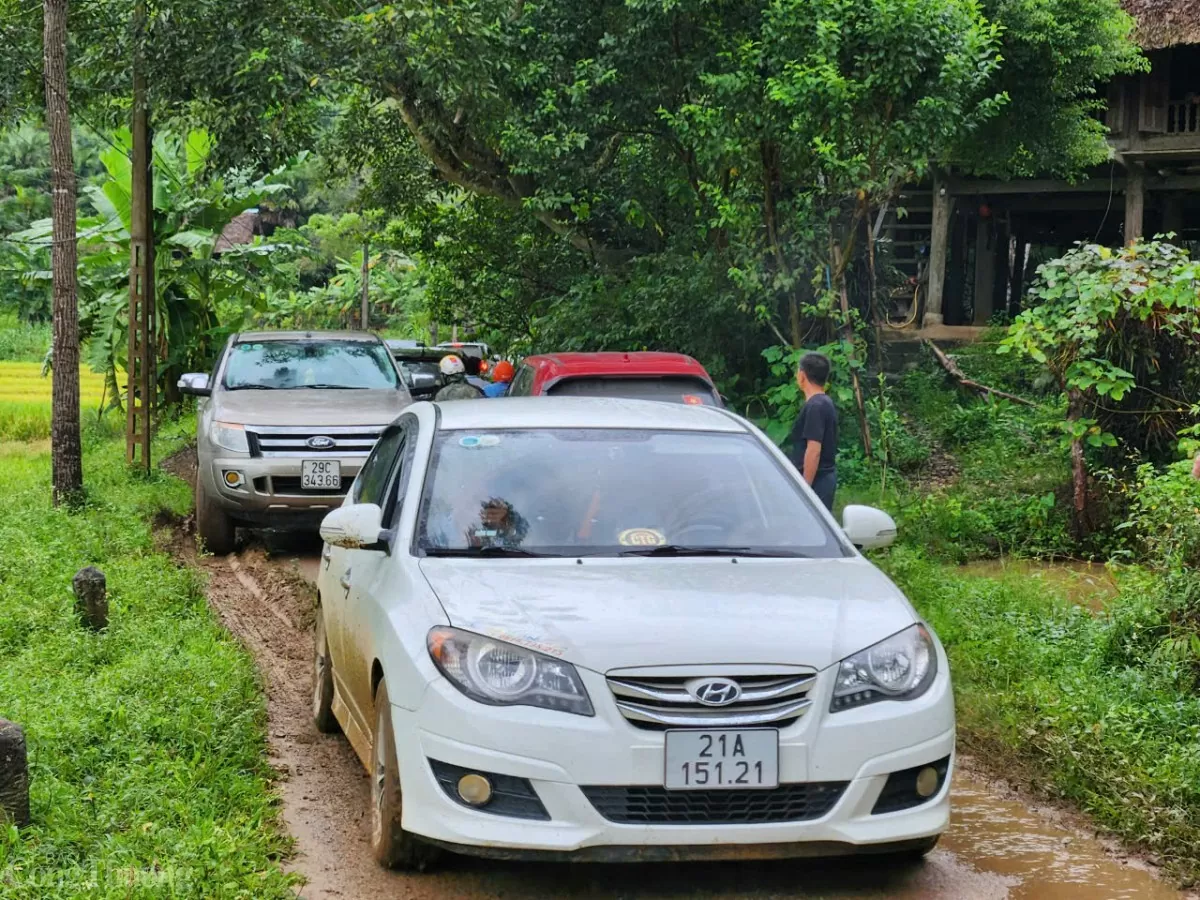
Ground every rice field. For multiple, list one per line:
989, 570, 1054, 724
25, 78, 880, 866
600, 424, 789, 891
0, 361, 113, 441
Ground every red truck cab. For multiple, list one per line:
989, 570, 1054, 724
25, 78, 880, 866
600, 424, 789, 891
506, 352, 722, 406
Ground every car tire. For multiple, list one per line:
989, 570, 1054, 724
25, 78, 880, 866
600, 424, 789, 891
371, 680, 437, 871
195, 473, 236, 556
312, 606, 339, 734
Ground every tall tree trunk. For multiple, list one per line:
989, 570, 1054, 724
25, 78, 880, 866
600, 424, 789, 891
360, 239, 370, 329
44, 0, 82, 505
831, 241, 872, 459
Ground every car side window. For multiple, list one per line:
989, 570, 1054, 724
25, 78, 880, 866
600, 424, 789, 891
353, 428, 405, 506
510, 365, 535, 396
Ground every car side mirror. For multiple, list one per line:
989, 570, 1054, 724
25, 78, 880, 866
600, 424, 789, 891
842, 505, 897, 551
178, 373, 211, 397
321, 503, 390, 551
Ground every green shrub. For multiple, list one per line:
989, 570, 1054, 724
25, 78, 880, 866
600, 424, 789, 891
0, 320, 51, 362
888, 549, 1200, 882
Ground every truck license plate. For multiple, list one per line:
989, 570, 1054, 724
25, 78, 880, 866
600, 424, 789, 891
301, 459, 340, 490
664, 729, 779, 790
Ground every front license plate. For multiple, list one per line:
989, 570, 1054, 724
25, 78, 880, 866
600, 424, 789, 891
664, 729, 779, 790
301, 459, 341, 490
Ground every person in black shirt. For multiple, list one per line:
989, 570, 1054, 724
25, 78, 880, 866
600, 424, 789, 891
789, 352, 838, 510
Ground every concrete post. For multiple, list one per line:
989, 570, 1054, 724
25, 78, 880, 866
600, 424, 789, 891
0, 719, 29, 827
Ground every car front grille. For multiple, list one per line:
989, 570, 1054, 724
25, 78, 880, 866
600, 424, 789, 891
582, 782, 847, 825
607, 672, 816, 730
257, 476, 346, 496
245, 425, 383, 458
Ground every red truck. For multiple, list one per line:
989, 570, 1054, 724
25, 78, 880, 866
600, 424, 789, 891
505, 351, 722, 406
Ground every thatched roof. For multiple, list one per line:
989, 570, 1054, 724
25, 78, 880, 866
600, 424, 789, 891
1124, 0, 1200, 50
213, 210, 260, 254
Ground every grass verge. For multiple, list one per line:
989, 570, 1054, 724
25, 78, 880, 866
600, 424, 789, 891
0, 422, 296, 898
888, 548, 1200, 886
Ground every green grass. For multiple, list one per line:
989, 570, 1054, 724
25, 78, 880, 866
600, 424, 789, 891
0, 361, 114, 442
0, 318, 51, 362
0, 424, 297, 898
889, 549, 1200, 884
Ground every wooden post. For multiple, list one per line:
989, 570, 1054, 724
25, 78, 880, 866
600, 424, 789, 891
972, 213, 995, 325
924, 170, 952, 328
125, 0, 154, 472
0, 719, 30, 827
360, 239, 370, 329
72, 566, 108, 631
1009, 236, 1027, 318
1124, 163, 1145, 245
1163, 194, 1184, 239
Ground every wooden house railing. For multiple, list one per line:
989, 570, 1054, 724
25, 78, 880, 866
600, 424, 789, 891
1167, 97, 1200, 134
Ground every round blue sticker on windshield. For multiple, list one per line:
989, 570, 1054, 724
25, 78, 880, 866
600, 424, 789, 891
459, 435, 501, 449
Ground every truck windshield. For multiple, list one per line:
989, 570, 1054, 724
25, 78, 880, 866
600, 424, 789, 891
548, 376, 720, 406
223, 341, 398, 390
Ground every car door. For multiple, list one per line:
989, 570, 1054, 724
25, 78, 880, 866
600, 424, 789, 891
339, 418, 417, 732
324, 424, 406, 713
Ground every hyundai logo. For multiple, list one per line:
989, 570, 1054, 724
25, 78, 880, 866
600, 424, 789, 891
688, 678, 742, 707
306, 435, 336, 450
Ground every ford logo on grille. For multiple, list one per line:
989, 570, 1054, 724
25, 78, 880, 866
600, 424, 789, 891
688, 678, 742, 707
306, 435, 336, 450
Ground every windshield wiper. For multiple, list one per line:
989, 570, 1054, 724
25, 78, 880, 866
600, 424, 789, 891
297, 384, 368, 390
422, 546, 556, 558
224, 384, 282, 391
616, 545, 809, 558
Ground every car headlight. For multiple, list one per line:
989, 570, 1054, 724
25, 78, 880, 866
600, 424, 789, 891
830, 624, 937, 713
210, 420, 250, 454
427, 626, 594, 716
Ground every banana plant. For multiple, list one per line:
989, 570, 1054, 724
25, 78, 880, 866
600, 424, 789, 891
10, 127, 296, 400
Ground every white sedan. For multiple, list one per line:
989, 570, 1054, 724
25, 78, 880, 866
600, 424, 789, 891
313, 397, 954, 868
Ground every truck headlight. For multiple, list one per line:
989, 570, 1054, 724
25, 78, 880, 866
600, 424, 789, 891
428, 627, 594, 716
210, 421, 250, 454
830, 624, 937, 712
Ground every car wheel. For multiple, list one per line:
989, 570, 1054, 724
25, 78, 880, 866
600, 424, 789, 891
195, 473, 236, 556
312, 606, 339, 734
371, 679, 437, 871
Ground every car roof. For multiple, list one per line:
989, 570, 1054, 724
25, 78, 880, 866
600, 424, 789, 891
431, 396, 746, 433
235, 330, 382, 343
521, 351, 713, 381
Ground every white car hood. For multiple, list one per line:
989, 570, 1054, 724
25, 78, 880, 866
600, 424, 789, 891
418, 557, 917, 673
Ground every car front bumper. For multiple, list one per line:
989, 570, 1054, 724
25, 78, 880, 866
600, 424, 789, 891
204, 455, 367, 523
390, 663, 955, 858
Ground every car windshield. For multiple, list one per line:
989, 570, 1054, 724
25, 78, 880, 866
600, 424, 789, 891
416, 429, 844, 558
548, 376, 720, 406
223, 340, 398, 390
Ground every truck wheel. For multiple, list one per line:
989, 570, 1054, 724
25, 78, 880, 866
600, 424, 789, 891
371, 680, 437, 871
195, 473, 236, 556
312, 606, 339, 734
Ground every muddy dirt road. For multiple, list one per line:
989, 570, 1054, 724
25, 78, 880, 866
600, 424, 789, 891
174, 529, 1188, 900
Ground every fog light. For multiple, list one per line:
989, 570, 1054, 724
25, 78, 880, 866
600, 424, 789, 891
457, 773, 493, 806
915, 766, 940, 798
223, 470, 245, 488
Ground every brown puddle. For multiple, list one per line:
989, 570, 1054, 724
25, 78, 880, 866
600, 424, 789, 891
938, 768, 1184, 900
959, 558, 1119, 612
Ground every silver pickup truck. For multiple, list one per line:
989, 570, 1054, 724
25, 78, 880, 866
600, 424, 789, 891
179, 330, 411, 554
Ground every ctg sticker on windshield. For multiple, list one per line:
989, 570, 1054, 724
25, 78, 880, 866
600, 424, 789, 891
618, 528, 667, 547
459, 434, 501, 449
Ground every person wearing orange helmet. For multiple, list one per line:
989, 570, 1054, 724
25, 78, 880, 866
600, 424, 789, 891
483, 359, 515, 397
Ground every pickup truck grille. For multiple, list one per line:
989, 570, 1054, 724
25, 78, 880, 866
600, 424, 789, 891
245, 425, 383, 458
607, 672, 816, 730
